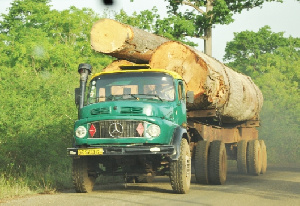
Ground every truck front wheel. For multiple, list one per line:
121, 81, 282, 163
72, 157, 96, 193
169, 138, 191, 194
208, 140, 227, 185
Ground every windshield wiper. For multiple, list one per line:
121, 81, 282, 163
136, 94, 163, 101
106, 94, 139, 101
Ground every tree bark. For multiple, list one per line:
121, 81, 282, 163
90, 18, 169, 63
149, 41, 263, 123
204, 0, 213, 56
204, 27, 212, 56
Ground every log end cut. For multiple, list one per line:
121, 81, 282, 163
91, 19, 133, 53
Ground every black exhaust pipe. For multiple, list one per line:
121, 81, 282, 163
77, 63, 92, 110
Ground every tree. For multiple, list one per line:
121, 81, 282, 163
0, 0, 112, 71
0, 0, 113, 192
223, 27, 300, 163
164, 0, 283, 56
114, 8, 200, 47
224, 26, 300, 81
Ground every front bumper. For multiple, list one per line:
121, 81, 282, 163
67, 145, 175, 156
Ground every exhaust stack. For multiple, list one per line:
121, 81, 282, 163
77, 63, 92, 110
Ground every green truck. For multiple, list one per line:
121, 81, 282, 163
67, 63, 267, 194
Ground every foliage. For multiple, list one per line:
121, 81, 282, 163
121, 0, 283, 49
166, 0, 282, 29
115, 8, 160, 32
0, 173, 34, 199
163, 0, 282, 40
0, 0, 112, 71
0, 0, 112, 195
224, 27, 300, 164
114, 8, 198, 46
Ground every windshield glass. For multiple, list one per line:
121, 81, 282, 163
87, 72, 175, 104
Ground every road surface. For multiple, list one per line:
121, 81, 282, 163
1, 164, 300, 206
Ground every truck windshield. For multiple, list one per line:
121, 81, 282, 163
87, 72, 175, 104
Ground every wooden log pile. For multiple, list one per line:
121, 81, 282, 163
91, 19, 263, 123
150, 41, 263, 123
91, 18, 169, 63
101, 60, 135, 72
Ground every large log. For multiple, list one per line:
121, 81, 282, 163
90, 18, 169, 63
102, 60, 135, 72
149, 41, 263, 123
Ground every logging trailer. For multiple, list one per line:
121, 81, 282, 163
67, 63, 267, 194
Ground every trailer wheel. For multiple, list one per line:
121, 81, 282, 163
208, 140, 227, 185
72, 157, 96, 193
194, 140, 210, 184
237, 140, 248, 174
259, 140, 267, 174
247, 140, 262, 176
169, 138, 191, 194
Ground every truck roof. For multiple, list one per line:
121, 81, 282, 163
91, 66, 183, 80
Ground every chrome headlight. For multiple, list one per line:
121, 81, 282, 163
75, 126, 87, 138
147, 124, 161, 137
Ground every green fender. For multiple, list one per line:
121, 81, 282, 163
170, 126, 188, 160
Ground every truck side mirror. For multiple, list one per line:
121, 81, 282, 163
75, 88, 80, 106
186, 91, 194, 104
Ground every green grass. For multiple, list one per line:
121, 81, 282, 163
0, 174, 35, 200
0, 164, 73, 201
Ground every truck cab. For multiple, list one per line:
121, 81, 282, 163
68, 64, 192, 194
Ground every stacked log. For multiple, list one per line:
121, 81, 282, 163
91, 20, 263, 123
102, 60, 135, 72
149, 41, 263, 123
90, 18, 169, 63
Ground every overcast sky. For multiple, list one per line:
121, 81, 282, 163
1, 0, 299, 61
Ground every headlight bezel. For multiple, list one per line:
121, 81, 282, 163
75, 126, 87, 138
146, 124, 161, 137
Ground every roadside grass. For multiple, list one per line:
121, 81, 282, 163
0, 173, 35, 200
0, 164, 73, 200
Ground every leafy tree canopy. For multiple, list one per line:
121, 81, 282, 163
123, 0, 283, 51
0, 0, 112, 72
223, 27, 300, 163
114, 8, 199, 46
0, 0, 112, 190
224, 26, 300, 82
166, 0, 283, 30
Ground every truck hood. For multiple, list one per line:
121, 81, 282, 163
79, 101, 176, 121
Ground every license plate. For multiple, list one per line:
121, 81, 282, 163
78, 148, 103, 155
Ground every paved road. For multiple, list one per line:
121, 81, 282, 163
1, 164, 300, 206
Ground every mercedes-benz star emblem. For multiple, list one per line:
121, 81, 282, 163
109, 122, 123, 137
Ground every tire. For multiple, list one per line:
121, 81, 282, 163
259, 140, 267, 174
247, 140, 262, 176
194, 140, 210, 184
72, 157, 96, 193
237, 140, 248, 174
169, 138, 191, 194
208, 140, 227, 185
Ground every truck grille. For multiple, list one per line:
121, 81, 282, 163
89, 120, 145, 138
